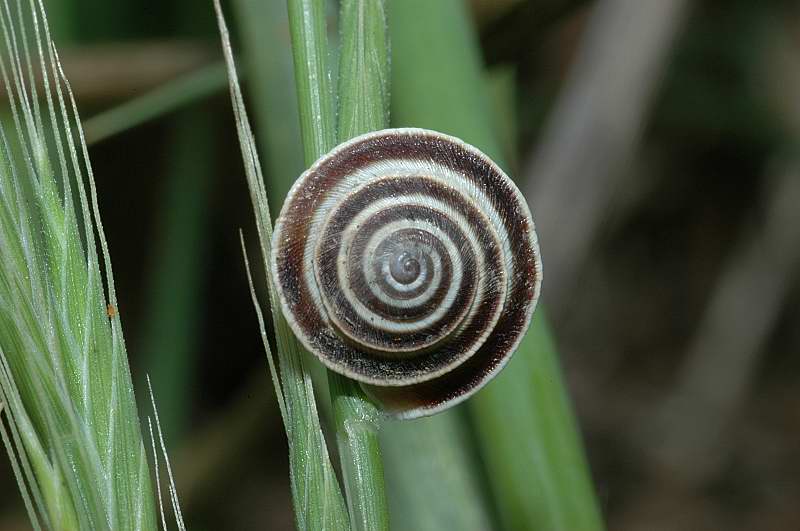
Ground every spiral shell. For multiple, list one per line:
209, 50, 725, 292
271, 128, 542, 418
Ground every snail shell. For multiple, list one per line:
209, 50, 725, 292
271, 128, 542, 419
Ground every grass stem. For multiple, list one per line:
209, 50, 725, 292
286, 0, 390, 529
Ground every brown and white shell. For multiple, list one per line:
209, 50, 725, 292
271, 128, 542, 419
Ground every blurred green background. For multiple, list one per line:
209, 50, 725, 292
2, 0, 799, 529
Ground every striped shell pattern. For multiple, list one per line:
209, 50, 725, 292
271, 128, 542, 419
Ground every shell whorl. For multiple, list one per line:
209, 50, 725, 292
271, 128, 542, 419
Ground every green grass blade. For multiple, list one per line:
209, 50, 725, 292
388, 1, 605, 529
329, 1, 390, 530
82, 62, 227, 145
137, 108, 214, 444
0, 0, 157, 528
337, 0, 389, 141
487, 66, 519, 172
472, 318, 605, 531
213, 2, 350, 529
381, 411, 495, 531
388, 0, 501, 159
231, 0, 303, 212
286, 0, 337, 163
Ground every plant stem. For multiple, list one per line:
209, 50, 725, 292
337, 0, 389, 141
285, 0, 391, 529
286, 0, 337, 162
331, 1, 390, 528
332, 0, 391, 529
328, 375, 388, 531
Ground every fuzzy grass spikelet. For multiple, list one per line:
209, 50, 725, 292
0, 1, 160, 528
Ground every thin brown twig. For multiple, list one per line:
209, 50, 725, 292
0, 40, 213, 102
523, 0, 689, 311
643, 155, 800, 486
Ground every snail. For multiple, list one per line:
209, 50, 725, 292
271, 128, 542, 419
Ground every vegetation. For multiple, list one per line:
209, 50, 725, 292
1, 1, 797, 530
